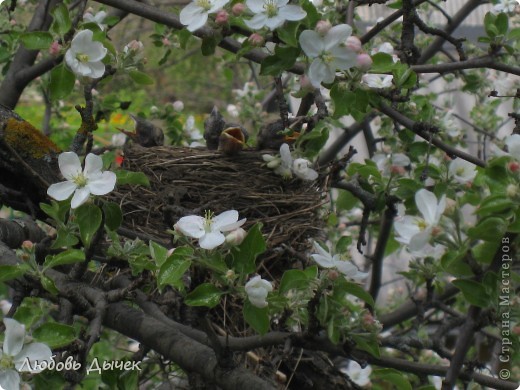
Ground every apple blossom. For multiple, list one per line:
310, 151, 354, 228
64, 30, 107, 78
394, 189, 446, 251
83, 10, 107, 30
248, 33, 265, 47
244, 0, 306, 31
232, 3, 246, 15
345, 36, 362, 52
292, 158, 319, 181
448, 159, 477, 184
215, 9, 229, 24
180, 0, 230, 32
47, 152, 117, 209
299, 24, 357, 87
245, 275, 273, 308
0, 318, 53, 390
311, 241, 367, 282
225, 227, 247, 245
493, 0, 518, 13
371, 42, 399, 62
174, 210, 246, 249
49, 41, 61, 56
340, 361, 372, 386
172, 100, 184, 112
315, 20, 332, 35
361, 74, 393, 88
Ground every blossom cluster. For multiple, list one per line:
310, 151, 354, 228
263, 143, 318, 181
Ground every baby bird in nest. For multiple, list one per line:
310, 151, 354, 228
118, 114, 164, 147
257, 119, 300, 150
204, 106, 248, 155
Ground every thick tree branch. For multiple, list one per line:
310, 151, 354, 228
412, 56, 520, 77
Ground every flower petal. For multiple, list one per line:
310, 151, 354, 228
82, 41, 107, 62
409, 227, 432, 251
70, 187, 91, 209
175, 216, 205, 238
279, 5, 306, 21
86, 60, 106, 78
58, 152, 82, 180
506, 134, 520, 159
330, 46, 357, 70
311, 253, 335, 268
245, 13, 268, 29
212, 210, 239, 231
199, 231, 225, 249
88, 171, 116, 195
180, 3, 203, 25
279, 143, 293, 167
324, 24, 352, 50
47, 181, 78, 201
265, 15, 285, 30
3, 318, 26, 357
0, 369, 20, 390
84, 153, 103, 177
299, 30, 322, 58
188, 12, 209, 31
72, 29, 94, 49
415, 189, 438, 225
309, 59, 333, 86
14, 343, 53, 373
394, 216, 422, 243
246, 0, 266, 14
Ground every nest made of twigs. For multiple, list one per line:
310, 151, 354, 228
109, 145, 328, 261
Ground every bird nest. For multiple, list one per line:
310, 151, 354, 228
110, 145, 329, 264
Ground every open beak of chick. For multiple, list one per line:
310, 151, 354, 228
218, 127, 246, 156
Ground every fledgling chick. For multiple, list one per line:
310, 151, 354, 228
204, 106, 226, 150
257, 119, 300, 150
118, 114, 164, 147
218, 127, 248, 156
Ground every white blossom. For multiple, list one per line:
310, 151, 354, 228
292, 158, 318, 180
394, 189, 446, 251
225, 227, 247, 245
371, 42, 399, 62
362, 74, 393, 88
65, 30, 107, 78
373, 153, 410, 175
244, 0, 306, 31
0, 318, 53, 390
311, 241, 367, 281
263, 143, 293, 178
340, 361, 372, 386
174, 210, 246, 249
299, 24, 357, 87
493, 0, 518, 13
83, 10, 107, 30
448, 159, 477, 184
180, 0, 230, 32
47, 152, 117, 209
245, 275, 273, 308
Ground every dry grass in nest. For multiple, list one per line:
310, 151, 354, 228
109, 145, 328, 262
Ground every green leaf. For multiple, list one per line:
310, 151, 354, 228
373, 368, 412, 390
103, 202, 123, 231
336, 189, 359, 211
243, 301, 269, 335
260, 46, 300, 76
452, 279, 491, 308
277, 22, 299, 47
301, 0, 320, 27
467, 217, 507, 241
33, 323, 76, 348
296, 120, 329, 157
330, 85, 354, 118
51, 4, 72, 35
75, 204, 102, 247
40, 200, 69, 224
279, 270, 310, 294
149, 241, 169, 267
475, 195, 514, 216
49, 63, 75, 101
342, 281, 375, 308
43, 249, 85, 270
40, 275, 59, 295
129, 70, 154, 85
370, 53, 395, 73
440, 251, 472, 276
158, 258, 191, 291
51, 227, 79, 249
0, 264, 29, 282
178, 29, 192, 49
351, 334, 380, 357
20, 32, 53, 50
230, 223, 266, 274
115, 170, 150, 186
495, 12, 508, 36
185, 283, 225, 308
393, 65, 417, 89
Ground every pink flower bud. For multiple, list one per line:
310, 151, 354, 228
172, 100, 184, 112
248, 33, 265, 47
22, 241, 34, 250
507, 161, 520, 172
232, 3, 246, 15
10, 19, 17, 26
356, 53, 373, 70
299, 75, 313, 91
345, 36, 362, 52
327, 269, 340, 281
49, 41, 61, 56
215, 10, 229, 25
162, 37, 171, 47
390, 165, 406, 175
315, 20, 332, 35
226, 228, 247, 245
